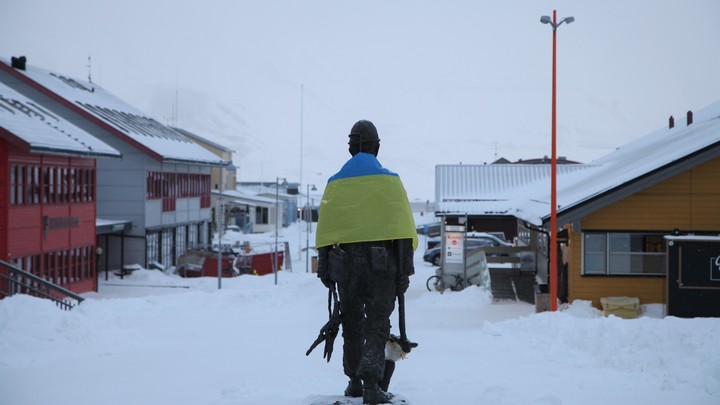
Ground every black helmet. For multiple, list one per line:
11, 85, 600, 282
348, 120, 380, 156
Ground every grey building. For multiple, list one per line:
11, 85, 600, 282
0, 57, 227, 271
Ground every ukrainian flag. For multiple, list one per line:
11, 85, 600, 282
316, 153, 418, 251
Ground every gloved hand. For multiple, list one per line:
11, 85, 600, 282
317, 246, 332, 289
319, 272, 333, 289
398, 274, 410, 294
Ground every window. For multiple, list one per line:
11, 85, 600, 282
69, 248, 77, 283
146, 232, 160, 265
16, 166, 25, 204
161, 228, 175, 268
45, 252, 56, 284
11, 246, 95, 287
61, 167, 69, 203
175, 225, 187, 262
24, 166, 32, 204
8, 163, 94, 206
199, 222, 209, 248
188, 223, 198, 249
82, 169, 90, 201
55, 167, 63, 203
88, 169, 95, 202
9, 165, 16, 204
583, 232, 666, 276
72, 168, 81, 202
31, 166, 40, 204
256, 207, 269, 225
58, 250, 68, 284
48, 168, 55, 203
82, 246, 92, 279
147, 172, 210, 206
42, 167, 50, 203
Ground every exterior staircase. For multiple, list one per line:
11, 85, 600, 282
488, 267, 536, 303
0, 260, 85, 310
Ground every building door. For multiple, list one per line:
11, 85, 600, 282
666, 237, 720, 318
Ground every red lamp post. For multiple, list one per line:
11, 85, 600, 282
541, 10, 574, 311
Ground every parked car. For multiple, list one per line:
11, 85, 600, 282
466, 232, 511, 245
422, 233, 512, 266
225, 225, 241, 233
425, 237, 442, 250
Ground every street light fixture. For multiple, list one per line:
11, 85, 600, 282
540, 14, 574, 30
541, 10, 574, 312
305, 184, 317, 273
274, 177, 287, 285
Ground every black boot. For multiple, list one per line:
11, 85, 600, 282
344, 377, 363, 398
362, 379, 393, 404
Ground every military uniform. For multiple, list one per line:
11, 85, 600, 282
315, 120, 417, 403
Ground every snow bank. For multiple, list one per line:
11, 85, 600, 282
1, 224, 718, 404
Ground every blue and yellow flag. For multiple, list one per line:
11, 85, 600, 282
315, 153, 418, 251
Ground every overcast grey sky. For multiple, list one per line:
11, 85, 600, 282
2, 0, 719, 201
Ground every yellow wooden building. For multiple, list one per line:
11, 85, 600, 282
562, 155, 720, 308
434, 101, 720, 315
547, 105, 720, 313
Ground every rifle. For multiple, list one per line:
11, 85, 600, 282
306, 283, 342, 362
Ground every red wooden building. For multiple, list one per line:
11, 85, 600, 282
0, 73, 120, 295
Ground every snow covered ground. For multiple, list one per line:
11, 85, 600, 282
1, 222, 719, 405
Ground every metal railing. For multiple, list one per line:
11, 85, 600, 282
0, 260, 85, 310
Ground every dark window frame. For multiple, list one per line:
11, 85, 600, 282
582, 231, 667, 276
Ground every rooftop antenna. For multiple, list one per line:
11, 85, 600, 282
175, 89, 179, 127
173, 70, 179, 127
86, 56, 93, 83
170, 89, 178, 127
494, 141, 498, 160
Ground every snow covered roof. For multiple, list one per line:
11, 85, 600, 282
173, 126, 234, 153
437, 99, 720, 226
213, 189, 276, 205
435, 164, 596, 216
96, 218, 132, 234
237, 184, 295, 199
0, 58, 226, 166
0, 81, 120, 158
521, 100, 720, 225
